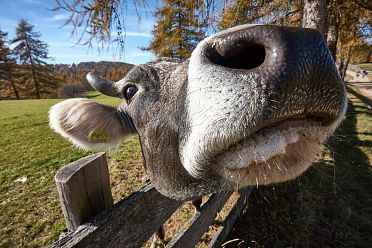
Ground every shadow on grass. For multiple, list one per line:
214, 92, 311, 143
346, 85, 372, 109
226, 91, 372, 248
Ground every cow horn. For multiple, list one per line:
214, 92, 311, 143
86, 70, 119, 98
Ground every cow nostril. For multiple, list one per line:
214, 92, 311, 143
206, 41, 266, 70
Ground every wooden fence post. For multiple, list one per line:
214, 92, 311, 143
55, 152, 113, 231
51, 153, 253, 247
208, 187, 252, 248
166, 191, 232, 248
50, 183, 182, 248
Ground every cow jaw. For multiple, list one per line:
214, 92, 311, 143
214, 120, 329, 186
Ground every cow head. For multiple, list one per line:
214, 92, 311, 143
50, 25, 347, 200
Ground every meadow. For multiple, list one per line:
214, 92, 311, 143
358, 63, 372, 71
227, 86, 372, 247
0, 88, 371, 247
0, 93, 146, 247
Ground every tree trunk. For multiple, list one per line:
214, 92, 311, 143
7, 72, 20, 99
30, 65, 41, 99
326, 12, 339, 62
302, 0, 326, 35
342, 47, 353, 81
25, 34, 41, 99
338, 46, 353, 81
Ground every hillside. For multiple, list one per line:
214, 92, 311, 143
0, 61, 134, 99
54, 61, 134, 98
54, 61, 134, 82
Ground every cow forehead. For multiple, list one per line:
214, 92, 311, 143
121, 60, 182, 90
119, 60, 189, 125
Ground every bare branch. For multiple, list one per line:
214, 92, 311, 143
352, 0, 372, 11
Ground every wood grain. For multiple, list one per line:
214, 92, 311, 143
55, 152, 113, 231
50, 183, 182, 248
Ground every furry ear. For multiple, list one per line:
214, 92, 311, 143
49, 98, 135, 150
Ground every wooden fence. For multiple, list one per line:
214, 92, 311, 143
50, 152, 252, 248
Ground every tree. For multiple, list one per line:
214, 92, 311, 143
218, 0, 327, 33
52, 0, 150, 53
326, 1, 339, 61
12, 19, 61, 98
218, 0, 304, 30
350, 43, 371, 64
147, 0, 206, 60
54, 0, 371, 73
335, 0, 371, 79
302, 0, 326, 34
0, 29, 20, 99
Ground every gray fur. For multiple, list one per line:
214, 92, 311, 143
50, 25, 346, 200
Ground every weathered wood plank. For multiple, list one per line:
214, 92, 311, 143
55, 152, 113, 231
50, 183, 182, 248
208, 187, 253, 248
166, 191, 232, 248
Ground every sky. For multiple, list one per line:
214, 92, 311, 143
0, 0, 157, 65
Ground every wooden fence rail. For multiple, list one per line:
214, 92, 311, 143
50, 153, 252, 248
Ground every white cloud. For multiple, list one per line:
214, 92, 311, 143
124, 31, 152, 37
47, 42, 73, 47
50, 49, 154, 65
21, 0, 44, 5
125, 50, 153, 59
52, 14, 70, 21
125, 16, 154, 33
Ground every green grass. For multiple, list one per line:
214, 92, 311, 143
0, 94, 145, 247
358, 63, 372, 71
226, 89, 372, 247
0, 90, 371, 247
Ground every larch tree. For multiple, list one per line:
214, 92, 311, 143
219, 0, 326, 36
147, 0, 206, 60
12, 19, 62, 99
53, 0, 371, 70
218, 0, 304, 30
335, 0, 371, 79
52, 0, 149, 53
0, 29, 20, 99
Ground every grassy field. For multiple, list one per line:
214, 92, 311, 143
358, 63, 372, 71
226, 86, 372, 247
0, 89, 371, 247
0, 93, 146, 247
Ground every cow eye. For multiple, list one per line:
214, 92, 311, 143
124, 85, 138, 101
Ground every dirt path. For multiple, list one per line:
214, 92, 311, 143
346, 69, 371, 83
348, 82, 372, 104
346, 69, 372, 108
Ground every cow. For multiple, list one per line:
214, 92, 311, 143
49, 24, 347, 202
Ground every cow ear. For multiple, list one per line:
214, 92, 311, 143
49, 98, 135, 150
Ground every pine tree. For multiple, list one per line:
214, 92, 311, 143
12, 19, 61, 99
0, 29, 20, 99
147, 0, 206, 60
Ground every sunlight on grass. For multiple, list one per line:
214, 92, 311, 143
0, 94, 144, 247
0, 90, 371, 247
225, 90, 372, 247
357, 63, 372, 71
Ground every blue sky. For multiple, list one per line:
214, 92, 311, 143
0, 0, 157, 65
